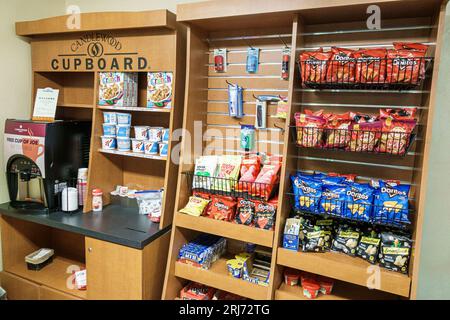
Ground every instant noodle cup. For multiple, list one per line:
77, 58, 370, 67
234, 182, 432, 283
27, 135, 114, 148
148, 127, 163, 142
300, 49, 332, 84
131, 139, 145, 153
179, 196, 210, 217
103, 112, 117, 124
116, 112, 132, 125
144, 140, 159, 155
354, 48, 387, 84
326, 47, 356, 83
134, 126, 149, 140
284, 268, 301, 286
101, 136, 117, 150
116, 137, 131, 151
116, 125, 131, 138
302, 279, 321, 299
102, 123, 116, 137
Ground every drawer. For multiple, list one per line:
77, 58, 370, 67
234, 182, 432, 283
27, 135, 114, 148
39, 285, 83, 300
0, 271, 40, 300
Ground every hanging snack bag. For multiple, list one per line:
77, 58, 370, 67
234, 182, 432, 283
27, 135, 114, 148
348, 121, 382, 153
373, 180, 411, 225
378, 118, 416, 155
228, 82, 244, 118
324, 112, 352, 149
344, 183, 375, 222
386, 43, 428, 84
254, 197, 278, 231
234, 198, 256, 226
275, 98, 289, 120
300, 49, 332, 84
206, 195, 237, 221
378, 231, 412, 274
380, 108, 417, 121
291, 175, 322, 214
326, 47, 356, 83
331, 224, 361, 257
193, 156, 218, 190
253, 160, 281, 200
295, 112, 327, 148
236, 155, 261, 193
179, 196, 211, 217
213, 155, 242, 192
319, 184, 346, 216
354, 48, 387, 84
356, 228, 381, 264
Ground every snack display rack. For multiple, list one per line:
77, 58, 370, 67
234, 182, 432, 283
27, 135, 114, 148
163, 0, 447, 300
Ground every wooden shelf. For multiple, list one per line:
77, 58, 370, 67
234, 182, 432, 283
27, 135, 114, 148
277, 248, 411, 297
275, 282, 399, 300
8, 256, 87, 300
175, 213, 274, 248
97, 106, 172, 113
98, 149, 167, 161
174, 257, 269, 300
59, 103, 93, 109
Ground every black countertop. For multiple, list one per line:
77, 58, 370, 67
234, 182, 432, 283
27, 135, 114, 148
0, 203, 170, 249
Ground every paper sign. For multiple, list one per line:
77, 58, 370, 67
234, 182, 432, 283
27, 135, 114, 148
32, 88, 59, 121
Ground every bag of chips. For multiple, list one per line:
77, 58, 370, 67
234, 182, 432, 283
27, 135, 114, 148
295, 112, 327, 148
253, 160, 281, 200
350, 112, 378, 124
378, 118, 416, 155
301, 226, 329, 253
324, 112, 352, 149
314, 219, 334, 250
331, 224, 361, 257
348, 121, 382, 153
236, 155, 261, 193
373, 180, 410, 225
180, 282, 216, 300
254, 197, 278, 230
326, 47, 356, 83
387, 43, 428, 84
378, 231, 412, 274
354, 48, 387, 83
179, 196, 211, 217
193, 156, 218, 189
380, 108, 417, 121
319, 184, 346, 216
300, 49, 332, 84
344, 183, 375, 222
291, 175, 322, 214
213, 155, 242, 192
356, 228, 380, 264
206, 195, 237, 221
234, 198, 255, 226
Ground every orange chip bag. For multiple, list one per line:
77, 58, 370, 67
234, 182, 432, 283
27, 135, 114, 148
386, 49, 427, 84
354, 48, 387, 83
326, 47, 356, 83
324, 112, 352, 148
300, 49, 332, 84
295, 112, 327, 148
378, 118, 416, 155
206, 195, 237, 221
254, 161, 281, 200
236, 155, 261, 193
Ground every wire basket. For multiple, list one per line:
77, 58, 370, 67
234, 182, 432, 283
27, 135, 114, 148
298, 57, 433, 90
182, 171, 279, 201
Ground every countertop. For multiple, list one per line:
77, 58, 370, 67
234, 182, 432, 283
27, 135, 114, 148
0, 203, 170, 249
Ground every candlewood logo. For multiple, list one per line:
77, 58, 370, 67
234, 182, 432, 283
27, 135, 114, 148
51, 32, 149, 71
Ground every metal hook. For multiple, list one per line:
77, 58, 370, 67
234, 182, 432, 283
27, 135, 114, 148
225, 80, 234, 86
278, 34, 289, 49
274, 123, 286, 132
242, 36, 254, 50
253, 94, 259, 100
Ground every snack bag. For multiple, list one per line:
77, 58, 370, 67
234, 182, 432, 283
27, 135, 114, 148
193, 156, 218, 189
180, 282, 216, 300
344, 183, 375, 222
295, 112, 327, 148
315, 219, 334, 250
236, 155, 261, 193
179, 196, 211, 217
324, 112, 352, 149
356, 228, 380, 264
213, 155, 242, 192
234, 198, 255, 226
206, 195, 237, 221
378, 231, 412, 274
253, 161, 281, 200
291, 175, 322, 214
326, 47, 356, 83
350, 112, 378, 124
393, 42, 429, 52
283, 218, 302, 251
328, 172, 357, 183
354, 48, 387, 83
300, 49, 332, 84
373, 180, 410, 225
301, 225, 329, 253
319, 184, 346, 216
386, 43, 428, 84
378, 118, 416, 155
380, 108, 417, 121
254, 197, 278, 230
331, 224, 361, 257
348, 121, 382, 153
275, 99, 289, 119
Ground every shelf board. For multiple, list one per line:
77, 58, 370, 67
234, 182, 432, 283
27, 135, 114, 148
98, 149, 167, 161
97, 105, 172, 113
59, 103, 93, 109
277, 248, 411, 297
275, 282, 399, 300
7, 256, 87, 300
175, 213, 274, 248
174, 257, 269, 300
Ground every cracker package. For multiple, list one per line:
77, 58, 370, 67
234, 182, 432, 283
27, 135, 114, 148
213, 155, 242, 192
99, 72, 138, 107
147, 72, 173, 109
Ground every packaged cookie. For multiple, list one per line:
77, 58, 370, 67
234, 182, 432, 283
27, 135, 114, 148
331, 224, 361, 257
378, 231, 411, 274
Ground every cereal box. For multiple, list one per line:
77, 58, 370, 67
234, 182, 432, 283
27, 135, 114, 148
147, 72, 173, 109
99, 72, 138, 107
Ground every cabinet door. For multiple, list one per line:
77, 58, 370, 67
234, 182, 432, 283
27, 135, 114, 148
85, 237, 143, 300
0, 272, 40, 300
39, 286, 82, 300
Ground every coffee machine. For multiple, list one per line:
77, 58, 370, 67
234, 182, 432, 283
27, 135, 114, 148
4, 119, 91, 211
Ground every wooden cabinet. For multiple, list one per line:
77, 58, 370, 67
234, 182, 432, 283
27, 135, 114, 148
0, 272, 40, 300
39, 286, 82, 300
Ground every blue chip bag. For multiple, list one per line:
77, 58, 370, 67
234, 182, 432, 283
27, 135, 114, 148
319, 184, 346, 216
291, 175, 322, 213
373, 180, 410, 225
344, 183, 374, 222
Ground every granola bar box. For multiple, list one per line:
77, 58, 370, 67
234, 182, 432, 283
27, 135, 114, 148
99, 72, 138, 107
147, 72, 173, 109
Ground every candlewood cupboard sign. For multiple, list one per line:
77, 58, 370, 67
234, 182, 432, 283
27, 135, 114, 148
50, 32, 149, 71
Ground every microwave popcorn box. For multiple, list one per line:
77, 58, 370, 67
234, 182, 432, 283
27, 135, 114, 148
283, 218, 302, 251
99, 72, 138, 107
147, 72, 173, 109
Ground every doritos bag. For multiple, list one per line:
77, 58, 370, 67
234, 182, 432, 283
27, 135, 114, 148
386, 45, 428, 84
319, 184, 346, 216
354, 48, 387, 83
326, 47, 356, 83
291, 175, 322, 214
254, 198, 277, 230
300, 49, 332, 84
344, 183, 375, 222
206, 195, 237, 221
378, 118, 416, 155
373, 180, 410, 225
234, 198, 255, 226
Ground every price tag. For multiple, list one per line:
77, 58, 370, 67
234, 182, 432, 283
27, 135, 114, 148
32, 87, 59, 122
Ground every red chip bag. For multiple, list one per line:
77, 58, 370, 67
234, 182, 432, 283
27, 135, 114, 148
348, 121, 382, 153
354, 48, 387, 83
393, 42, 429, 52
300, 49, 332, 84
378, 118, 416, 155
328, 172, 357, 183
386, 49, 427, 84
350, 112, 378, 124
324, 112, 352, 148
379, 108, 417, 121
326, 47, 356, 83
254, 197, 278, 230
254, 162, 281, 200
234, 198, 255, 226
206, 195, 237, 221
236, 155, 261, 193
180, 282, 216, 300
295, 112, 327, 148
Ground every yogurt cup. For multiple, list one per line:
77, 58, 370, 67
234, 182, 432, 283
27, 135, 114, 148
148, 127, 163, 142
116, 125, 131, 138
103, 112, 117, 125
101, 136, 117, 150
162, 128, 170, 143
159, 143, 168, 157
134, 126, 149, 140
144, 140, 159, 155
117, 137, 131, 151
116, 112, 132, 125
131, 139, 145, 153
102, 123, 116, 137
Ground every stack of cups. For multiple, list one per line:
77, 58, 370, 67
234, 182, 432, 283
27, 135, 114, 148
77, 168, 88, 207
101, 112, 132, 151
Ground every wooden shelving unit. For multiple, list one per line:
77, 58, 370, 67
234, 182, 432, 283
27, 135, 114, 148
98, 149, 168, 161
97, 105, 172, 113
163, 0, 447, 300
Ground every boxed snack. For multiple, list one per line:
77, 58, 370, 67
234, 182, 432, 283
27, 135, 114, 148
283, 218, 302, 251
178, 235, 227, 269
147, 72, 173, 109
99, 72, 137, 107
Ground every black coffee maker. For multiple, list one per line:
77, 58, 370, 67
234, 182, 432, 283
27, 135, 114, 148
4, 119, 91, 211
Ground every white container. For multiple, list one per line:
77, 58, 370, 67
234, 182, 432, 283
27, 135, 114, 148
61, 187, 78, 212
148, 127, 163, 142
117, 137, 131, 151
101, 136, 117, 150
162, 128, 170, 143
102, 123, 116, 137
116, 112, 132, 125
134, 126, 149, 140
116, 125, 131, 138
144, 140, 159, 155
131, 139, 145, 153
159, 143, 168, 157
103, 112, 117, 124
92, 189, 103, 212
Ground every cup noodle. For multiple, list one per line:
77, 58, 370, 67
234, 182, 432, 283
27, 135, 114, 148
99, 72, 138, 108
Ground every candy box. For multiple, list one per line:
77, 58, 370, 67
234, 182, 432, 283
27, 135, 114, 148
99, 72, 137, 107
147, 72, 173, 109
283, 218, 302, 251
